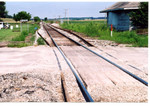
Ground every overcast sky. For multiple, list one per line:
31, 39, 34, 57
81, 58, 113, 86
6, 2, 115, 19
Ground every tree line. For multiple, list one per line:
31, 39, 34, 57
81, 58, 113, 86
0, 2, 12, 19
0, 1, 47, 22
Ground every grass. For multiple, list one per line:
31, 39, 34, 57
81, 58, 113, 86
11, 31, 28, 41
11, 23, 39, 41
0, 23, 39, 41
61, 21, 108, 37
0, 29, 20, 42
0, 22, 39, 47
60, 20, 148, 47
30, 34, 36, 42
37, 37, 45, 45
8, 42, 31, 48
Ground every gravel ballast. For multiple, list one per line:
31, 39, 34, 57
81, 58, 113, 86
0, 72, 63, 102
0, 46, 64, 102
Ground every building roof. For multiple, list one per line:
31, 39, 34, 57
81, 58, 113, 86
100, 2, 140, 13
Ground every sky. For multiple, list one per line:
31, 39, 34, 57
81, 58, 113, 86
6, 2, 115, 19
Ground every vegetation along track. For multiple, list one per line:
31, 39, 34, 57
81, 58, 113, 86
40, 23, 148, 102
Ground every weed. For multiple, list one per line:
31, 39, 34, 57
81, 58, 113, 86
12, 31, 29, 41
0, 22, 40, 48
37, 37, 45, 45
30, 35, 35, 42
60, 21, 148, 47
8, 42, 31, 48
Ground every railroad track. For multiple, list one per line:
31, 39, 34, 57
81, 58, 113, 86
38, 23, 148, 102
49, 24, 94, 47
42, 24, 94, 102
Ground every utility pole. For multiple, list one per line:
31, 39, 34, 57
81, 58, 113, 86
64, 9, 69, 24
58, 15, 61, 23
67, 9, 69, 24
65, 9, 67, 22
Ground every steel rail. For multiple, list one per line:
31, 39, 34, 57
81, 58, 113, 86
50, 24, 94, 46
49, 25, 148, 86
37, 31, 49, 46
43, 25, 94, 102
38, 30, 69, 102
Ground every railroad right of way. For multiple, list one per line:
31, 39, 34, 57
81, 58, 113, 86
37, 22, 148, 102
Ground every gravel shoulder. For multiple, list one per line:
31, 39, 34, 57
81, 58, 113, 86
0, 45, 85, 102
0, 72, 63, 102
0, 46, 64, 102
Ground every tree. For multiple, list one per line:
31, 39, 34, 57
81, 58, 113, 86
13, 14, 19, 22
34, 16, 40, 22
13, 11, 31, 21
5, 14, 12, 18
44, 17, 48, 21
130, 2, 148, 28
0, 1, 7, 18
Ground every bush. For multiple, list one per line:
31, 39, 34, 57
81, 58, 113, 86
34, 16, 40, 22
133, 35, 148, 47
12, 31, 28, 41
29, 24, 39, 34
130, 2, 148, 28
37, 37, 45, 45
30, 35, 35, 42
